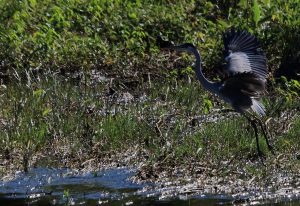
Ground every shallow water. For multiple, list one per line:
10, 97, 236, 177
0, 167, 299, 205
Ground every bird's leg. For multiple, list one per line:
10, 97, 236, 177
257, 118, 274, 154
244, 114, 265, 158
250, 119, 265, 158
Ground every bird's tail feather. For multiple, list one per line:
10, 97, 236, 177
251, 99, 265, 117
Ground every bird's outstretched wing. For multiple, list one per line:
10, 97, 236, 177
222, 28, 267, 80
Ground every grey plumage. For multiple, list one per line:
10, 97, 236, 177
220, 29, 267, 116
223, 29, 267, 79
159, 28, 273, 156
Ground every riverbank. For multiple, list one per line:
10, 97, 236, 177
1, 74, 299, 204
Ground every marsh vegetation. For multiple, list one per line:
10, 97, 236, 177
0, 0, 299, 204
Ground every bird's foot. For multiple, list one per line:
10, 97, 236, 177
267, 144, 275, 155
258, 150, 266, 159
249, 149, 266, 163
256, 149, 269, 166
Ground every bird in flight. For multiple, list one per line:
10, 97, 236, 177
158, 28, 273, 157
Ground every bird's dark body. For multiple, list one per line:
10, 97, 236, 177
220, 72, 266, 113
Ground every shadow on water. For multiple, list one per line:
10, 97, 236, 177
0, 167, 299, 206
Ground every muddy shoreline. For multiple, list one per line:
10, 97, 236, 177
1, 144, 300, 205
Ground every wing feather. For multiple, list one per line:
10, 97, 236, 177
222, 28, 267, 79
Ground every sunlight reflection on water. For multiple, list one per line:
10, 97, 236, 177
0, 167, 299, 206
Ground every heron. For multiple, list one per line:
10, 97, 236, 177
158, 28, 273, 157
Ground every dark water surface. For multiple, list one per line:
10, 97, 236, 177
0, 167, 299, 205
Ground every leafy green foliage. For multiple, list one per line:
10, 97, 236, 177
0, 0, 299, 80
252, 0, 261, 26
273, 77, 300, 110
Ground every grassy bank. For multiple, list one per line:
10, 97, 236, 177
0, 72, 299, 179
0, 0, 300, 181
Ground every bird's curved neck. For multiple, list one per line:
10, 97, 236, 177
190, 48, 216, 93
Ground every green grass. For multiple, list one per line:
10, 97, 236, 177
0, 74, 299, 177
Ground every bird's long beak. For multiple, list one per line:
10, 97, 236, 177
157, 36, 192, 54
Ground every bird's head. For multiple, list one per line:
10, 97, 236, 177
170, 43, 197, 54
157, 36, 197, 54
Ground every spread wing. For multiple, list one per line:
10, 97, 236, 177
222, 28, 267, 80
